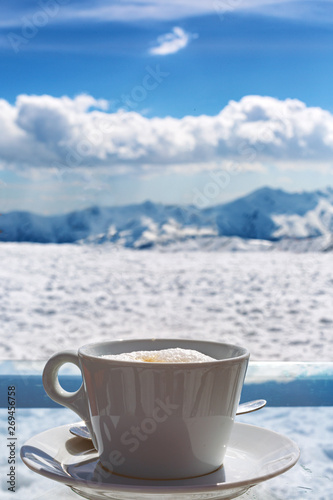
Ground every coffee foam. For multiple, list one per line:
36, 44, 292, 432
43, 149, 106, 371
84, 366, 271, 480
101, 347, 215, 363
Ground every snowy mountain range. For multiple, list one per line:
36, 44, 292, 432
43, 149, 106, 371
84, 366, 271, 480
1, 187, 333, 250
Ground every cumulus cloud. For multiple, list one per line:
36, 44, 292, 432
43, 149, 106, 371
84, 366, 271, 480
1, 93, 333, 174
149, 27, 196, 56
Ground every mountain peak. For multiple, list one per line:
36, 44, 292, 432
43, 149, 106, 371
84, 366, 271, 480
0, 186, 332, 246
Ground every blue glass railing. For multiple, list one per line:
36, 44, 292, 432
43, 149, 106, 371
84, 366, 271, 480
1, 361, 332, 408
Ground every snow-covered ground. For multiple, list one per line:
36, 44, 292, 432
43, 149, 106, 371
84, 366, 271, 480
0, 406, 332, 499
0, 243, 332, 361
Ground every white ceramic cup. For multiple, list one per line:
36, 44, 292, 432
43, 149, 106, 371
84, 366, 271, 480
42, 338, 249, 480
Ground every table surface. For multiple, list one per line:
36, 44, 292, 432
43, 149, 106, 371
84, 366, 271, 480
1, 361, 332, 499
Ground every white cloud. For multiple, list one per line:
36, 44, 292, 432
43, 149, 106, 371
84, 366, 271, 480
149, 27, 196, 56
1, 94, 333, 174
1, 1, 331, 30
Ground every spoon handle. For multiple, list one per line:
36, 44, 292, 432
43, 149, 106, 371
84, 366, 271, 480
236, 399, 267, 415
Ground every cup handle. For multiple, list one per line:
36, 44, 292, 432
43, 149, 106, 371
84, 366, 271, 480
42, 350, 90, 424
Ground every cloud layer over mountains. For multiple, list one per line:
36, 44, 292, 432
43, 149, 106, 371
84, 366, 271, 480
1, 93, 333, 174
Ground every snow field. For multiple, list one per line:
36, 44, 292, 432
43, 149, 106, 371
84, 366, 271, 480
0, 243, 332, 361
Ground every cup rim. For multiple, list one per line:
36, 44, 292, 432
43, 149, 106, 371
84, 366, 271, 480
78, 338, 250, 366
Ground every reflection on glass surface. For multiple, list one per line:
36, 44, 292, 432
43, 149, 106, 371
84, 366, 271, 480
0, 406, 331, 499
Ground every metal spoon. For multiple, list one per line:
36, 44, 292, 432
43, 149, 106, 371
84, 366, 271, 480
236, 399, 266, 415
69, 399, 267, 440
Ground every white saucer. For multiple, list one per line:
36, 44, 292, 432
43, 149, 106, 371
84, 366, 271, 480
21, 422, 299, 500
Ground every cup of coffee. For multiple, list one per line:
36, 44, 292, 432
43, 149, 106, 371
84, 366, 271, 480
42, 338, 249, 480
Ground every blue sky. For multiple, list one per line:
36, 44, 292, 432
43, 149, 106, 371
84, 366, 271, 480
1, 1, 333, 214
